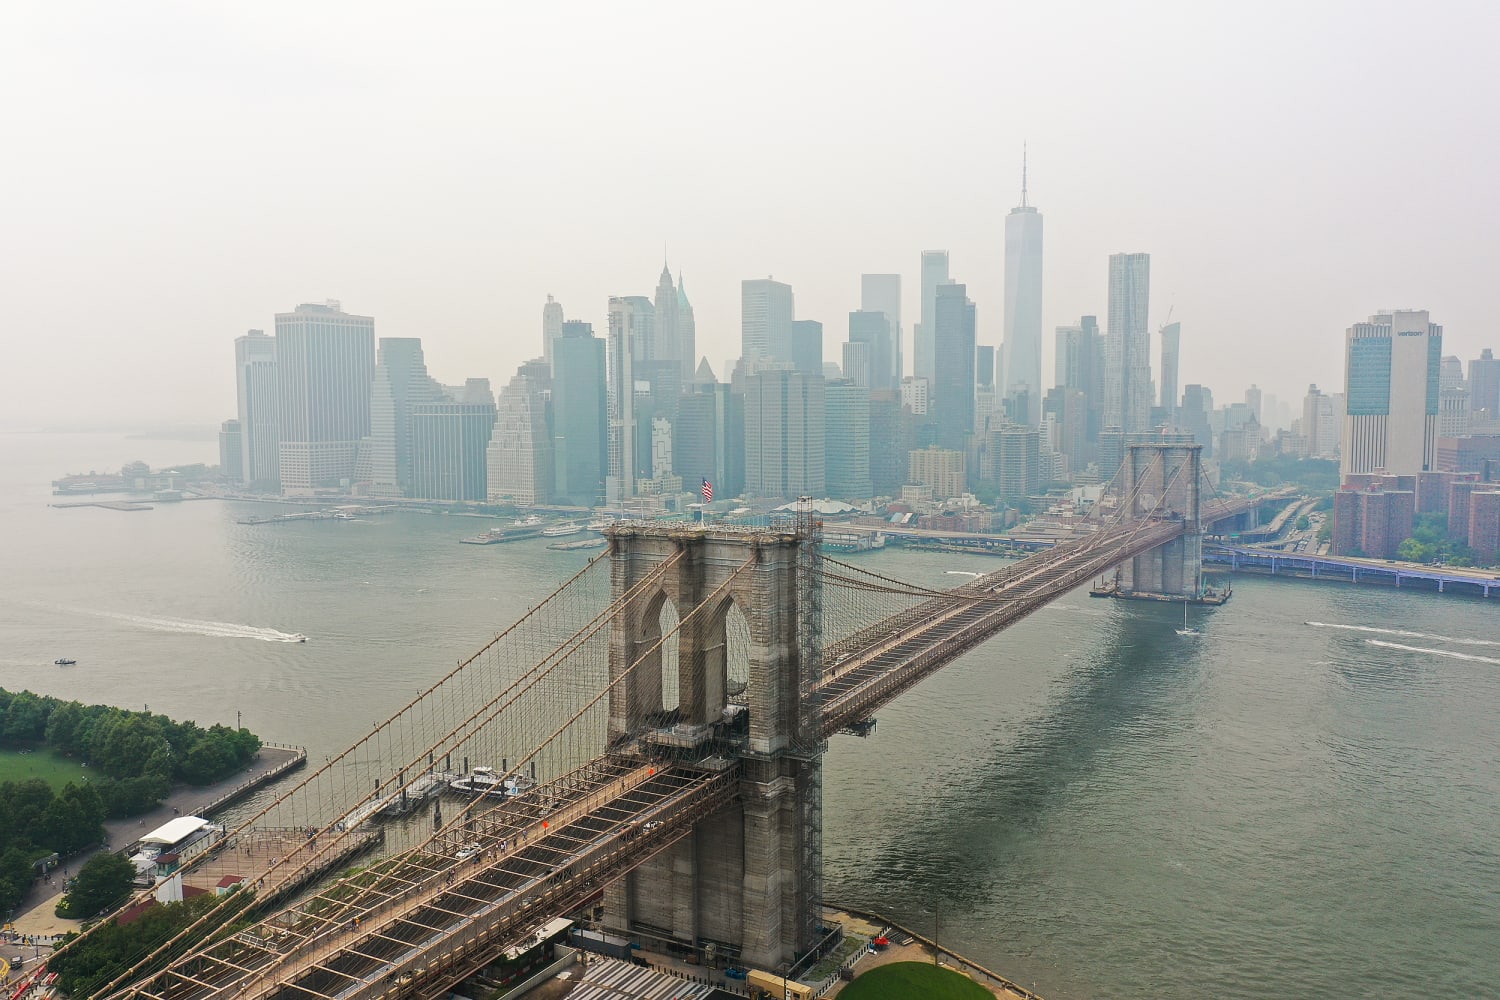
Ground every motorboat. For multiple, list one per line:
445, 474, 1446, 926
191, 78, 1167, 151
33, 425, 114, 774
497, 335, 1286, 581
449, 766, 536, 799
54, 657, 77, 665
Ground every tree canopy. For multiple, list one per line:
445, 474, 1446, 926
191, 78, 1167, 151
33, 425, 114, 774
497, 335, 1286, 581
1397, 513, 1484, 567
49, 891, 250, 997
0, 688, 261, 814
1220, 455, 1340, 492
0, 688, 261, 912
55, 851, 135, 919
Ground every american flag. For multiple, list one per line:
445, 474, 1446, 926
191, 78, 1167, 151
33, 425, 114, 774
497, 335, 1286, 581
701, 479, 713, 503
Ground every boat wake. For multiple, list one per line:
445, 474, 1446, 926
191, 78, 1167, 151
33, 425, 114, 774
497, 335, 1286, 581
1306, 621, 1500, 647
1365, 639, 1500, 665
944, 570, 983, 578
90, 609, 307, 643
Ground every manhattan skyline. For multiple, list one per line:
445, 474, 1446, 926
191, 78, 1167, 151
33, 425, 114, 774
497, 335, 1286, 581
3, 2, 1497, 431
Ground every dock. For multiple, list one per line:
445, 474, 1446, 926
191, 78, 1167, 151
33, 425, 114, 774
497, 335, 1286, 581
340, 771, 459, 829
548, 537, 607, 551
461, 528, 544, 544
49, 499, 154, 512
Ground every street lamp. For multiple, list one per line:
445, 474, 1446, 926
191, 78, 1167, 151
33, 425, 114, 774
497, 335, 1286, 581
919, 901, 941, 965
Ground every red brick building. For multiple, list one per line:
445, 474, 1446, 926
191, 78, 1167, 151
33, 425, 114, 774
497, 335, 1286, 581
1449, 481, 1479, 543
1332, 483, 1416, 559
1468, 491, 1500, 564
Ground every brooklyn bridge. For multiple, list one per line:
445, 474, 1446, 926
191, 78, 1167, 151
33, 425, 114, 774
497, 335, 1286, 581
67, 443, 1282, 999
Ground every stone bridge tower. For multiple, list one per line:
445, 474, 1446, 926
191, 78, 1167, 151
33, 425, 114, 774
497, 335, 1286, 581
601, 521, 824, 972
1118, 441, 1204, 598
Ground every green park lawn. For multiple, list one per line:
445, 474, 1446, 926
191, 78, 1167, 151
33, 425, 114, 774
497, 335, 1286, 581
0, 746, 93, 790
839, 961, 994, 1000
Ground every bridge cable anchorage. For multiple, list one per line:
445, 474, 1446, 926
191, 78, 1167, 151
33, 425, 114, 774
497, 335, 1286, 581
109, 554, 756, 1000
90, 551, 690, 997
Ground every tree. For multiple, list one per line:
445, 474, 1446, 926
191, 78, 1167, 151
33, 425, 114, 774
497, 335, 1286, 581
0, 847, 37, 912
1296, 515, 1312, 531
1, 691, 50, 745
57, 851, 135, 919
1397, 537, 1432, 563
42, 783, 106, 854
101, 773, 171, 818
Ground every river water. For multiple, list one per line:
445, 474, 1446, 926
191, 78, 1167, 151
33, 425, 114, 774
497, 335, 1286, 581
2, 432, 1496, 998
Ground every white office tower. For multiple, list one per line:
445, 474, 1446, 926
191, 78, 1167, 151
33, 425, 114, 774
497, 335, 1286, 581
842, 341, 872, 388
356, 338, 445, 497
1301, 384, 1340, 459
1159, 322, 1181, 421
1104, 254, 1152, 433
1002, 156, 1044, 424
860, 274, 902, 387
1341, 310, 1442, 479
741, 278, 795, 366
901, 376, 930, 416
488, 372, 553, 505
607, 296, 653, 501
542, 295, 565, 369
275, 301, 376, 493
914, 251, 949, 382
360, 361, 400, 496
234, 330, 280, 490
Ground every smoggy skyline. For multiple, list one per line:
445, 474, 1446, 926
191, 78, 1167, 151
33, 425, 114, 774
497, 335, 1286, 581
3, 1, 1497, 429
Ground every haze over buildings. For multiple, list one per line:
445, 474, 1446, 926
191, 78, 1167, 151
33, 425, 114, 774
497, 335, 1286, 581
4, 5, 1499, 434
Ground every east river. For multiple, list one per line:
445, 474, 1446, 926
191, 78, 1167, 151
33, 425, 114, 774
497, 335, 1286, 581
2, 432, 1497, 998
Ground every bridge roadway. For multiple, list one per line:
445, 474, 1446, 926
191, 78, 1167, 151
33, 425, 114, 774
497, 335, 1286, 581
114, 756, 739, 1000
816, 496, 1263, 735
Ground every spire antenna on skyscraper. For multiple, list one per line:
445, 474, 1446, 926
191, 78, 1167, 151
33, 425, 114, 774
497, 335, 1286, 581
1021, 141, 1028, 208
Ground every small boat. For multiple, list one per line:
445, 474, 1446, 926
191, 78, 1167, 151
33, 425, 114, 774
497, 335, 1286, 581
449, 766, 536, 799
54, 657, 77, 665
291, 634, 308, 643
1175, 600, 1201, 637
542, 522, 583, 538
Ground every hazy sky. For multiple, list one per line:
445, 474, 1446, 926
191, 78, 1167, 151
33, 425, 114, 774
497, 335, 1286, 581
3, 1, 1498, 430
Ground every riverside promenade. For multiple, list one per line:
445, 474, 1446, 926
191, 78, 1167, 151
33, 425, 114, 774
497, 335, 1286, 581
8, 744, 305, 938
819, 906, 1043, 1000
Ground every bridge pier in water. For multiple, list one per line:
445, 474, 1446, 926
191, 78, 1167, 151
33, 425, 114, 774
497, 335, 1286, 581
1117, 441, 1207, 600
602, 522, 824, 972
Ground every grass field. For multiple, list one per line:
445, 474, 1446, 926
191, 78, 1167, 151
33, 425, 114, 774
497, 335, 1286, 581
0, 747, 93, 790
839, 961, 994, 1000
